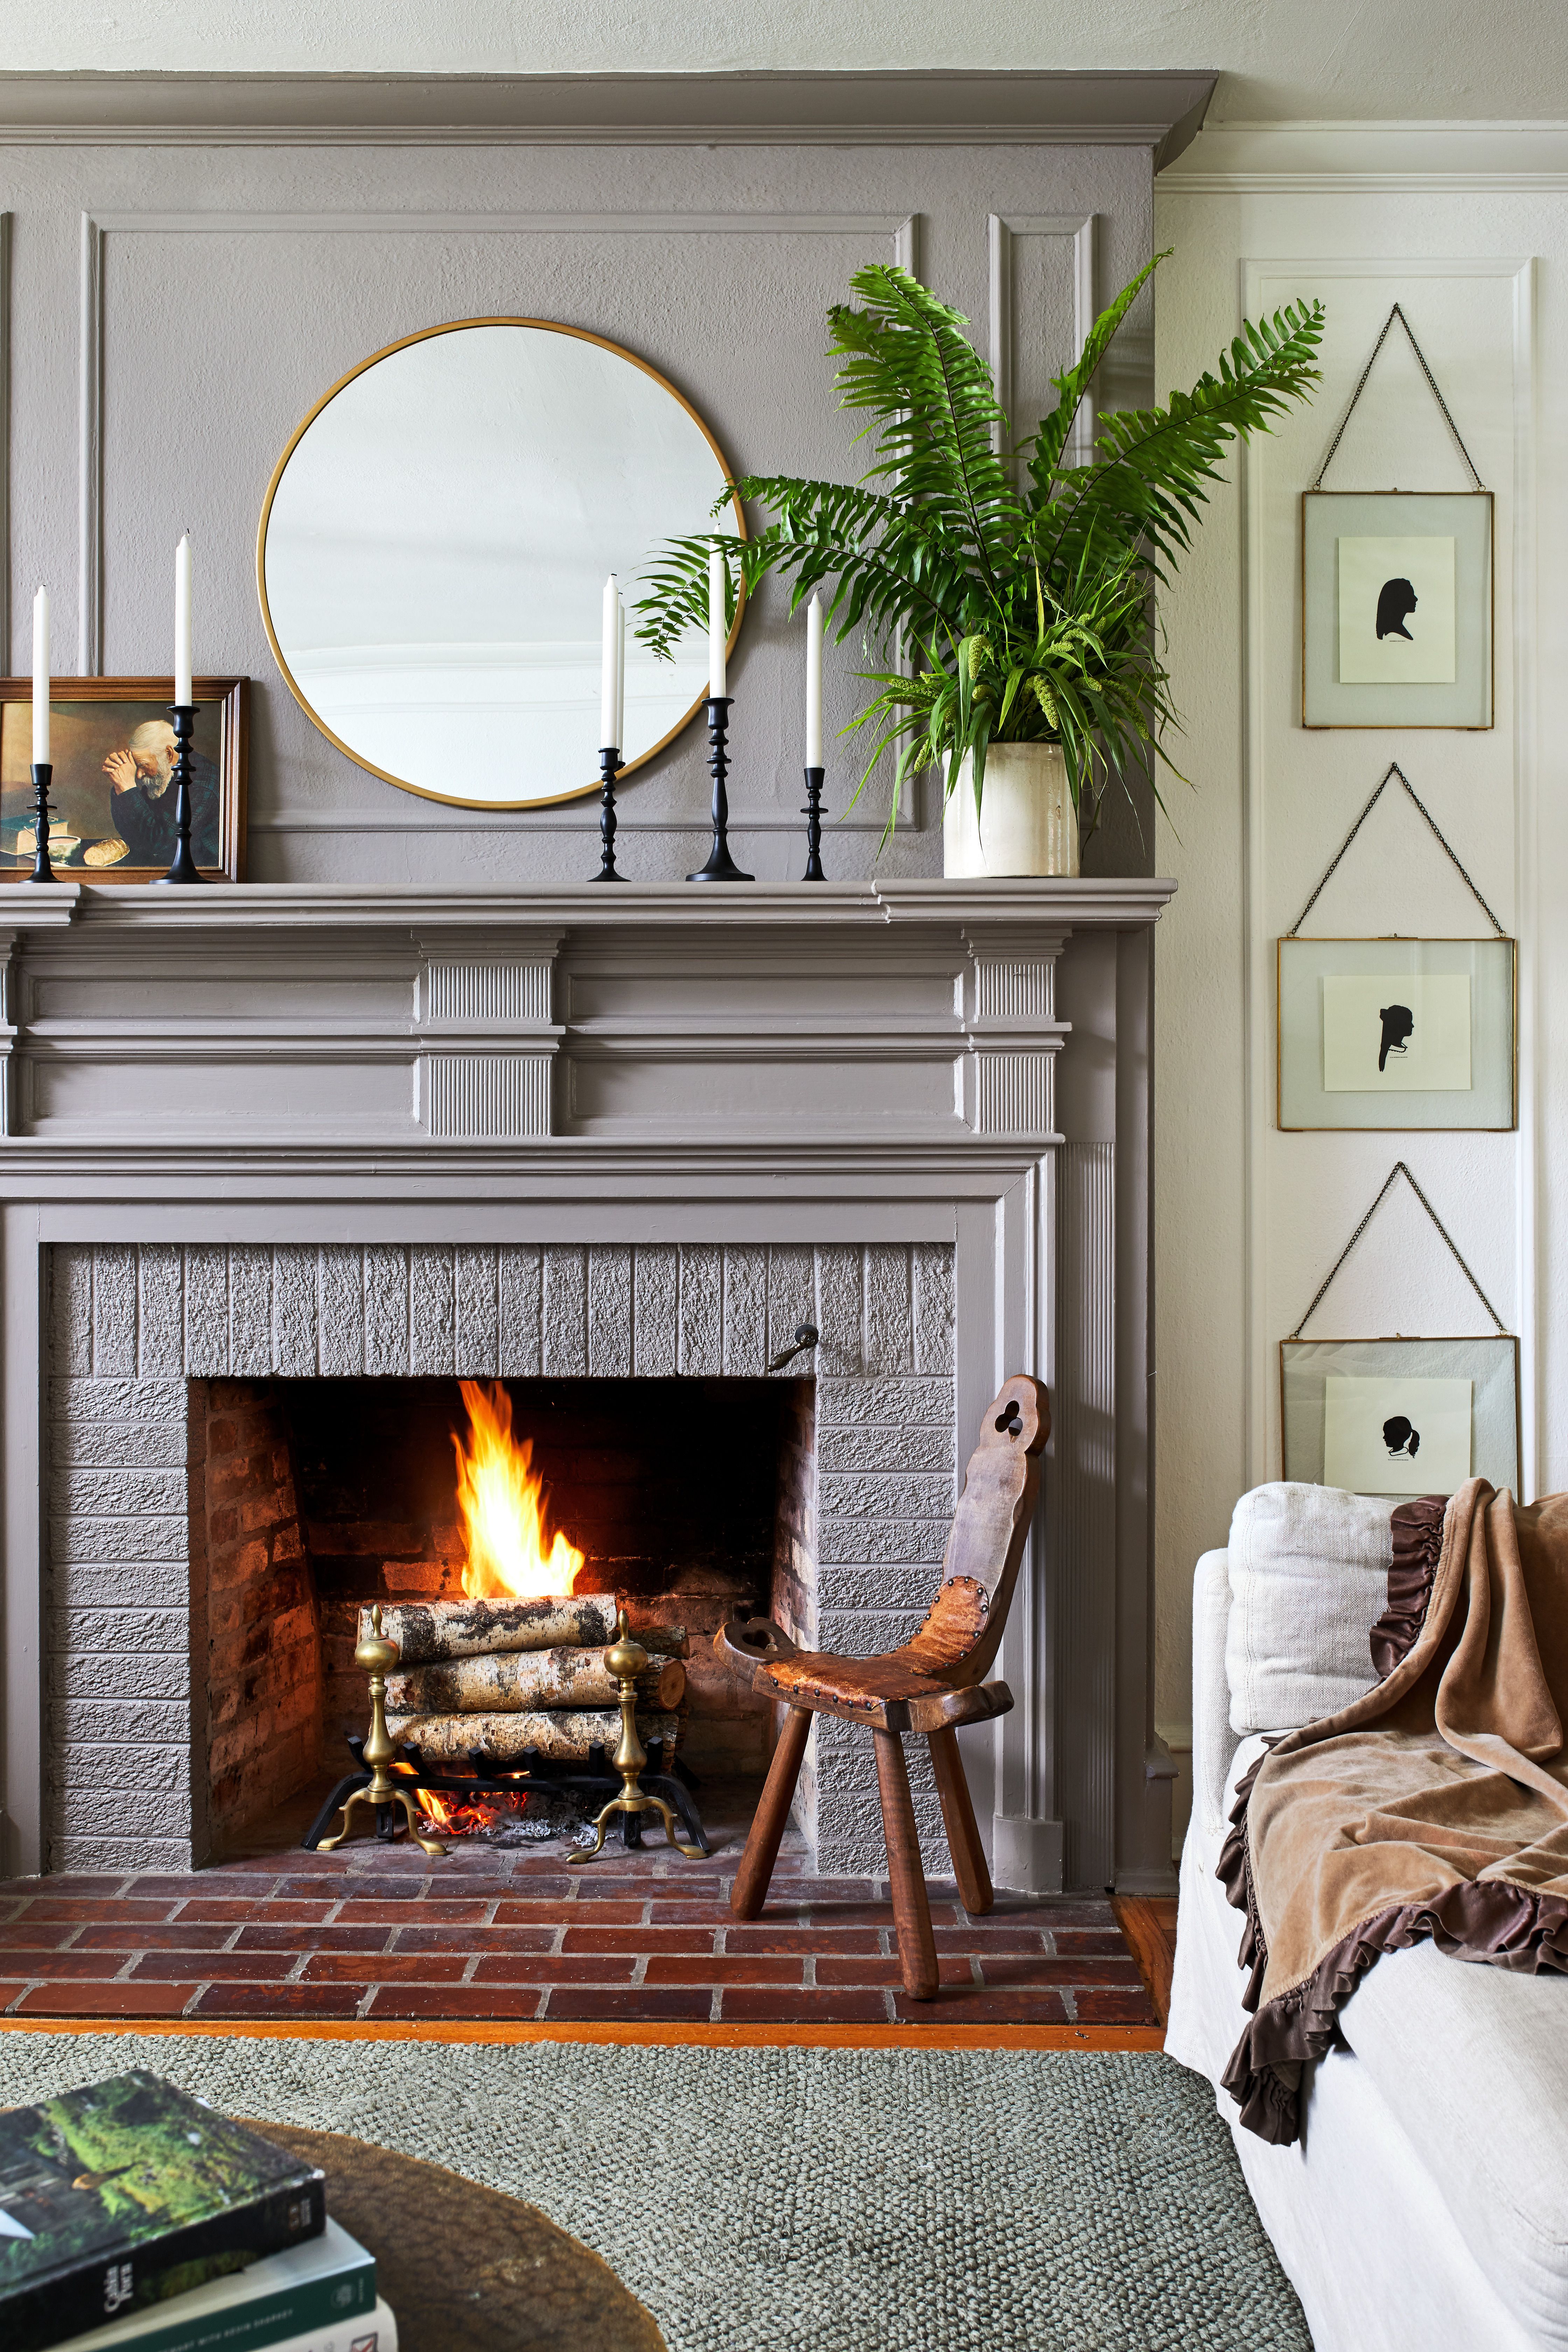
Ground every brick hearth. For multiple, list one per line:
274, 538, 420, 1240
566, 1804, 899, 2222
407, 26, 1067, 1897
0, 1834, 1158, 2029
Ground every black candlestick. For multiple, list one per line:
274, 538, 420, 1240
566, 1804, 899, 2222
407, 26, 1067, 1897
23, 763, 57, 883
589, 746, 625, 882
687, 696, 752, 883
151, 703, 206, 886
802, 765, 827, 881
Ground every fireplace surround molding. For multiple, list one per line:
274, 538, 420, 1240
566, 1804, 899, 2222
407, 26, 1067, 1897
0, 877, 1175, 1897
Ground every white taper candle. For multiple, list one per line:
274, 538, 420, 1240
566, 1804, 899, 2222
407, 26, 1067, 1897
31, 585, 49, 763
805, 593, 823, 768
708, 543, 727, 699
174, 534, 192, 705
614, 590, 626, 753
600, 574, 618, 749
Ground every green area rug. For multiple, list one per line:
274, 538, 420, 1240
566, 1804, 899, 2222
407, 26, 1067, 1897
0, 2035, 1307, 2351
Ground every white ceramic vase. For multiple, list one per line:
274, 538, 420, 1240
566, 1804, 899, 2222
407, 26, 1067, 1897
942, 742, 1079, 878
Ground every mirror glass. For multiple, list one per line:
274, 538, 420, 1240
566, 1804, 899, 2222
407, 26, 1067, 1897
259, 321, 737, 807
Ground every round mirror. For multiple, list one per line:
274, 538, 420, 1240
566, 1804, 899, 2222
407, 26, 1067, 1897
257, 319, 742, 808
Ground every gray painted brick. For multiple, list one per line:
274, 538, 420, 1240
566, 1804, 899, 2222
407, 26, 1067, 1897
865, 1245, 913, 1374
814, 1245, 864, 1376
56, 1467, 186, 1517
51, 1651, 188, 1702
818, 1517, 948, 1566
542, 1246, 588, 1375
722, 1247, 768, 1376
273, 1248, 320, 1375
820, 1470, 954, 1521
51, 1246, 94, 1377
51, 1516, 188, 1565
229, 1246, 274, 1374
587, 1245, 632, 1376
48, 1783, 190, 1839
53, 1420, 188, 1472
51, 1835, 192, 1873
800, 1564, 935, 1611
51, 1378, 186, 1422
52, 1606, 187, 1656
184, 1247, 230, 1373
455, 1245, 499, 1374
58, 1744, 187, 1795
818, 1423, 955, 1475
913, 1243, 956, 1374
138, 1248, 185, 1376
814, 1741, 936, 1794
320, 1247, 365, 1377
57, 1699, 188, 1743
498, 1245, 542, 1375
766, 1246, 815, 1371
410, 1247, 455, 1374
632, 1246, 678, 1377
817, 1376, 955, 1428
52, 1559, 188, 1609
364, 1245, 410, 1374
94, 1244, 137, 1376
815, 1608, 927, 1653
678, 1246, 721, 1376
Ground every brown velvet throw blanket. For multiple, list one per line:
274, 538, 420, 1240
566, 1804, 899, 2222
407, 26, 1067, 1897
1220, 1478, 1568, 2144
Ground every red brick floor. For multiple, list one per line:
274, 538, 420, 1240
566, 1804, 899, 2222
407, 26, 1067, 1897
0, 1835, 1158, 2028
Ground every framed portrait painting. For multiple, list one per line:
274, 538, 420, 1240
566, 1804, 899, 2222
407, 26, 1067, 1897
1302, 491, 1492, 729
0, 677, 248, 882
1278, 934, 1516, 1130
1281, 1335, 1519, 1498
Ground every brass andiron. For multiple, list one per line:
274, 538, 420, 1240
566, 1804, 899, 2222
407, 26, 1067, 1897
567, 1608, 705, 1865
318, 1604, 447, 1857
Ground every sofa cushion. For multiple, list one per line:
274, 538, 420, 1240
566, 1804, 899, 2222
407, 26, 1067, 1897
1225, 1482, 1394, 1735
1340, 1937, 1568, 2347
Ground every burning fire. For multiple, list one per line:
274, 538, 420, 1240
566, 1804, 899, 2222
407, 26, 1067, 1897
415, 1785, 529, 1839
452, 1379, 585, 1601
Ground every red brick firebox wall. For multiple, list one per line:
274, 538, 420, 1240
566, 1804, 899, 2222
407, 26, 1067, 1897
189, 1380, 322, 1857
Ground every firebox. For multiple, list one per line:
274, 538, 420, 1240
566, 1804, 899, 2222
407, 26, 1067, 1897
191, 1373, 812, 1856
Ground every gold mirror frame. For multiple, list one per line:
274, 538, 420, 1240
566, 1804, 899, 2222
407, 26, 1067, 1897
255, 316, 747, 811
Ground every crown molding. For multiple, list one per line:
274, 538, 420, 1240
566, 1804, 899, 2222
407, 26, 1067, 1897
1163, 118, 1568, 190
0, 69, 1215, 165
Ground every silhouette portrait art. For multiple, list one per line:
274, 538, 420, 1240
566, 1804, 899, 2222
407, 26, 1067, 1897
1376, 577, 1418, 642
1377, 1003, 1415, 1072
1382, 1415, 1420, 1460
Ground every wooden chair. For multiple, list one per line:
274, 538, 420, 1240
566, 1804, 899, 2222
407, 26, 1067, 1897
715, 1372, 1050, 1999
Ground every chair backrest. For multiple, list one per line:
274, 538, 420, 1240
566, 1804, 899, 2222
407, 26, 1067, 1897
920, 1374, 1049, 1687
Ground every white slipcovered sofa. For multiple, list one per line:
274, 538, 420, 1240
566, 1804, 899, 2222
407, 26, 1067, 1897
1165, 1483, 1568, 2352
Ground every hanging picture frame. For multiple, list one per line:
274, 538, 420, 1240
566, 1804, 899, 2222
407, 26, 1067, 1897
1301, 306, 1493, 730
1278, 763, 1516, 1131
1279, 1164, 1520, 1497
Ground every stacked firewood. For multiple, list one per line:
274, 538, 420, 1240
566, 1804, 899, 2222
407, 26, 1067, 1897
360, 1595, 688, 1766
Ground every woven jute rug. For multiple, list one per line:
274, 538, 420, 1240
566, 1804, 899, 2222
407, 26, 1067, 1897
0, 2035, 1307, 2351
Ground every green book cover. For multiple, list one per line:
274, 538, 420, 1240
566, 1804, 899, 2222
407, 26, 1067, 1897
62, 2218, 377, 2352
0, 2072, 326, 2352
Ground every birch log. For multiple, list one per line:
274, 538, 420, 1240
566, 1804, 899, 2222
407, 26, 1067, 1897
385, 1648, 686, 1716
363, 1597, 619, 1664
387, 1709, 681, 1764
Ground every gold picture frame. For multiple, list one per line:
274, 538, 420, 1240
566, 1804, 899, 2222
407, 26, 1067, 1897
1277, 934, 1517, 1132
1280, 1335, 1521, 1498
1301, 489, 1493, 730
0, 677, 248, 883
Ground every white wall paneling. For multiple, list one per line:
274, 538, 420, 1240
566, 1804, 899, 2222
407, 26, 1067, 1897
1152, 137, 1564, 1851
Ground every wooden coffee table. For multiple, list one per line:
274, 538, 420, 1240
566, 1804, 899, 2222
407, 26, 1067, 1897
248, 2123, 667, 2352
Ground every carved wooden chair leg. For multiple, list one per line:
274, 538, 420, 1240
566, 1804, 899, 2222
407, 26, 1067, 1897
928, 1725, 994, 1918
873, 1726, 938, 2000
731, 1704, 812, 1921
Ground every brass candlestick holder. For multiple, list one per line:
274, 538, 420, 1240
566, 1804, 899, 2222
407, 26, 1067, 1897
567, 1608, 705, 1865
318, 1604, 447, 1856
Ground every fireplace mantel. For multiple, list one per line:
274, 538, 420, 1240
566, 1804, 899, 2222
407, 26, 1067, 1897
0, 876, 1176, 1898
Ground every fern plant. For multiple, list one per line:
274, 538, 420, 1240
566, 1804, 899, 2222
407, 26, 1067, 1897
635, 254, 1323, 845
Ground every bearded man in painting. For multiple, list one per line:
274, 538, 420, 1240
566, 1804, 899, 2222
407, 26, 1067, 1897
103, 719, 220, 869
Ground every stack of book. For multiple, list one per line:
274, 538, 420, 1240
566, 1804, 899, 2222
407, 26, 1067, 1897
0, 2072, 396, 2352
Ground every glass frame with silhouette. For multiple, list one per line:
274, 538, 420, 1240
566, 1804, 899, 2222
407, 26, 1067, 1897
1281, 1335, 1519, 1496
1278, 935, 1516, 1130
1302, 490, 1492, 728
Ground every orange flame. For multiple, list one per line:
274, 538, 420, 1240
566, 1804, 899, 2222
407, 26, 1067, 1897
452, 1379, 584, 1601
416, 1786, 528, 1838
